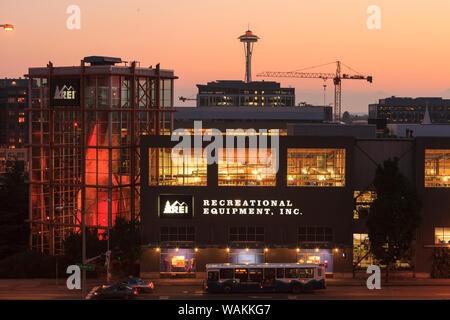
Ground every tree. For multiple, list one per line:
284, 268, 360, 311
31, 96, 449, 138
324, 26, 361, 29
63, 229, 106, 264
342, 111, 352, 124
109, 217, 142, 277
367, 157, 422, 282
0, 162, 29, 261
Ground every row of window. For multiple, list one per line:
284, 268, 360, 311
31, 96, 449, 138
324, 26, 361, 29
208, 267, 315, 282
149, 148, 345, 187
159, 226, 334, 243
150, 148, 450, 188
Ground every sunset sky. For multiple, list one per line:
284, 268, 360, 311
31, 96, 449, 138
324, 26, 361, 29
1, 0, 450, 112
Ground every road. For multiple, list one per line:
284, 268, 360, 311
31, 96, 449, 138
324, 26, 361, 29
1, 282, 449, 300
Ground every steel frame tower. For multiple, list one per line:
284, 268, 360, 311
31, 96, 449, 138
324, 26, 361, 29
26, 58, 177, 255
238, 30, 260, 83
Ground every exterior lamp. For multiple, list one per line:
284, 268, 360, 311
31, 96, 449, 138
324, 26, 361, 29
1, 24, 14, 31
226, 248, 230, 253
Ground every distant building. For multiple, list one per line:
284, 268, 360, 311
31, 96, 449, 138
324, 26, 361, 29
369, 96, 450, 124
196, 80, 295, 107
0, 78, 28, 148
174, 105, 333, 132
0, 148, 28, 174
387, 124, 450, 138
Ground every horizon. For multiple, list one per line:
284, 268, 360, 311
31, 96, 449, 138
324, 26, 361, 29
2, 0, 450, 112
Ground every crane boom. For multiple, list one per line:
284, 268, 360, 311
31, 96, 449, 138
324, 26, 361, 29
257, 61, 372, 122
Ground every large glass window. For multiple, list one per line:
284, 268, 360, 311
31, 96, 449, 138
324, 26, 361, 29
287, 148, 345, 187
353, 233, 374, 269
229, 226, 265, 242
160, 226, 195, 242
435, 227, 450, 244
297, 249, 333, 273
425, 149, 450, 187
149, 148, 207, 186
298, 226, 333, 242
353, 191, 377, 220
160, 248, 196, 273
218, 148, 276, 186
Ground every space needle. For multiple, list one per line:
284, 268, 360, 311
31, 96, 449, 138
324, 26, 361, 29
238, 29, 260, 83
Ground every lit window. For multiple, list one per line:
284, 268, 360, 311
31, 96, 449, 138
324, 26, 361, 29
287, 148, 345, 187
353, 233, 374, 268
149, 148, 207, 186
425, 149, 450, 187
353, 191, 377, 219
218, 148, 276, 186
435, 227, 450, 244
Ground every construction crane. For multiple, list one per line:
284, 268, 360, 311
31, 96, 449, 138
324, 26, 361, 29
257, 61, 373, 122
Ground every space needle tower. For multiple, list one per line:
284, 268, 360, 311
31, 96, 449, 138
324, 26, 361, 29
238, 29, 260, 83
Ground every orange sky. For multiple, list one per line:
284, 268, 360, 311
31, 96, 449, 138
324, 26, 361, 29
1, 0, 450, 112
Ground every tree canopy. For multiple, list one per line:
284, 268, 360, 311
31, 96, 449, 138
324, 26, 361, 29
367, 157, 422, 279
0, 162, 29, 261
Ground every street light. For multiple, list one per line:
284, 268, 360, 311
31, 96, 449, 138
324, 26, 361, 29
56, 198, 111, 300
0, 24, 14, 32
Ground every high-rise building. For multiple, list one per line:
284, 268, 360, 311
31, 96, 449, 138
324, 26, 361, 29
0, 78, 28, 148
26, 56, 176, 254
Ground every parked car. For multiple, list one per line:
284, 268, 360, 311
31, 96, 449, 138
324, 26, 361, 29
120, 277, 155, 293
91, 283, 139, 300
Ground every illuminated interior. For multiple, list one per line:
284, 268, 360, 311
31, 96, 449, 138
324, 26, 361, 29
425, 149, 450, 187
29, 69, 174, 254
353, 233, 374, 268
287, 148, 345, 187
353, 190, 377, 219
435, 227, 450, 244
218, 148, 276, 186
160, 248, 196, 273
149, 148, 207, 186
297, 249, 333, 273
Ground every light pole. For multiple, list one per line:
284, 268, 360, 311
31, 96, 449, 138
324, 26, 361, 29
56, 198, 111, 300
0, 24, 14, 31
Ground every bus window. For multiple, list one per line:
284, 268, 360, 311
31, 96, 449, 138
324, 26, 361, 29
285, 268, 300, 278
299, 268, 314, 278
220, 268, 234, 280
208, 271, 219, 281
264, 268, 276, 280
276, 268, 285, 279
249, 268, 263, 282
235, 269, 248, 282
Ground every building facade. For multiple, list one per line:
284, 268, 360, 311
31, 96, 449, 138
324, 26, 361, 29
369, 96, 450, 124
26, 56, 176, 254
0, 78, 28, 148
140, 129, 450, 276
196, 80, 295, 107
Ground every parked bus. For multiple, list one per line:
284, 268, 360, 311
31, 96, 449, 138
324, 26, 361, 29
205, 263, 326, 294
